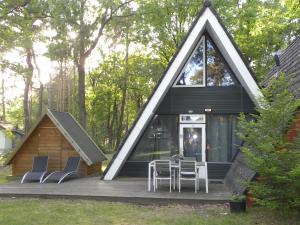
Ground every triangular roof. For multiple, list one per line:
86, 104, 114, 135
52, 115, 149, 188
264, 36, 300, 97
6, 109, 107, 165
103, 2, 262, 180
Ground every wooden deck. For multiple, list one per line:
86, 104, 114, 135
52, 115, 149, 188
0, 177, 231, 204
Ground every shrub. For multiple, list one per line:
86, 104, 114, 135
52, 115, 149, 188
238, 74, 300, 211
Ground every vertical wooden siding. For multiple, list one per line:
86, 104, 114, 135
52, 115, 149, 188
11, 116, 101, 176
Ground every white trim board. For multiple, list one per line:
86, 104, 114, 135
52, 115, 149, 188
103, 6, 262, 180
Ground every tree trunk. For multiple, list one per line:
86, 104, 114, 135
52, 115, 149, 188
77, 55, 86, 128
116, 29, 130, 147
63, 60, 68, 111
111, 96, 118, 149
1, 76, 5, 121
60, 61, 65, 111
106, 93, 112, 147
47, 73, 52, 109
24, 48, 34, 133
71, 65, 77, 115
37, 83, 43, 116
32, 50, 43, 118
29, 84, 33, 124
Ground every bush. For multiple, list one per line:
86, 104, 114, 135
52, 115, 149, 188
238, 74, 300, 211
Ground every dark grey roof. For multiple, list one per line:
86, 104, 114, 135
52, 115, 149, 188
265, 37, 300, 97
49, 110, 107, 164
224, 151, 256, 194
6, 109, 107, 165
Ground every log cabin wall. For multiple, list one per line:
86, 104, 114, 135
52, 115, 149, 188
11, 115, 101, 176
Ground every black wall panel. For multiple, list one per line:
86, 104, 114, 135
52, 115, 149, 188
156, 86, 255, 114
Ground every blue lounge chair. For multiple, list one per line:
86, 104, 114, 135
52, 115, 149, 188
42, 156, 80, 184
21, 156, 48, 183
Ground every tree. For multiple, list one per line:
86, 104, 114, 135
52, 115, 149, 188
0, 0, 47, 133
214, 0, 300, 80
48, 0, 133, 128
138, 0, 200, 66
238, 74, 300, 211
139, 0, 300, 81
86, 51, 163, 151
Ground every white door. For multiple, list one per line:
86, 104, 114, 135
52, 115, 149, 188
179, 124, 206, 162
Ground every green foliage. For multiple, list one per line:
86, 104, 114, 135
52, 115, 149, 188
138, 0, 201, 65
6, 98, 24, 129
86, 52, 164, 151
238, 74, 300, 211
231, 194, 246, 202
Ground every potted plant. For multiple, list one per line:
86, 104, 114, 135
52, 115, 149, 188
229, 193, 246, 213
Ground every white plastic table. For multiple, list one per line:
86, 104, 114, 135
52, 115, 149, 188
148, 160, 208, 193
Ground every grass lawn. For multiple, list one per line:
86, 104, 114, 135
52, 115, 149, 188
0, 176, 7, 184
0, 155, 9, 184
0, 154, 17, 184
0, 198, 298, 225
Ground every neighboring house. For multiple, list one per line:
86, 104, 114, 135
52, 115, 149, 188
5, 109, 107, 176
0, 120, 23, 154
103, 2, 262, 181
264, 36, 300, 141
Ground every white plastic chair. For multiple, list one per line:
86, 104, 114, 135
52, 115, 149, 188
153, 160, 172, 192
178, 160, 198, 193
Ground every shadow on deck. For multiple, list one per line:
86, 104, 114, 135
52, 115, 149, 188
0, 177, 232, 204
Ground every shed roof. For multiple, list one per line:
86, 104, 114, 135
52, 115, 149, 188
6, 109, 107, 165
264, 37, 300, 97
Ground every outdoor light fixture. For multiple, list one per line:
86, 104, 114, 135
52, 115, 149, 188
205, 106, 212, 113
188, 110, 194, 114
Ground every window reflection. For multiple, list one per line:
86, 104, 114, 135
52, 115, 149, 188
206, 115, 241, 162
183, 128, 202, 158
176, 40, 204, 86
128, 115, 179, 161
174, 35, 237, 87
206, 38, 235, 86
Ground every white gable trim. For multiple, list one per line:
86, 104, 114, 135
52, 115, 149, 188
103, 7, 262, 180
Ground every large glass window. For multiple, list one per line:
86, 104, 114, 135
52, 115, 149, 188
206, 115, 241, 162
174, 34, 237, 87
128, 115, 179, 161
206, 37, 235, 86
175, 39, 204, 86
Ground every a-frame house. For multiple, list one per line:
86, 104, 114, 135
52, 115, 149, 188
103, 1, 262, 180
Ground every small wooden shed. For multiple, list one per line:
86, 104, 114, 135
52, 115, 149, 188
6, 109, 107, 176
